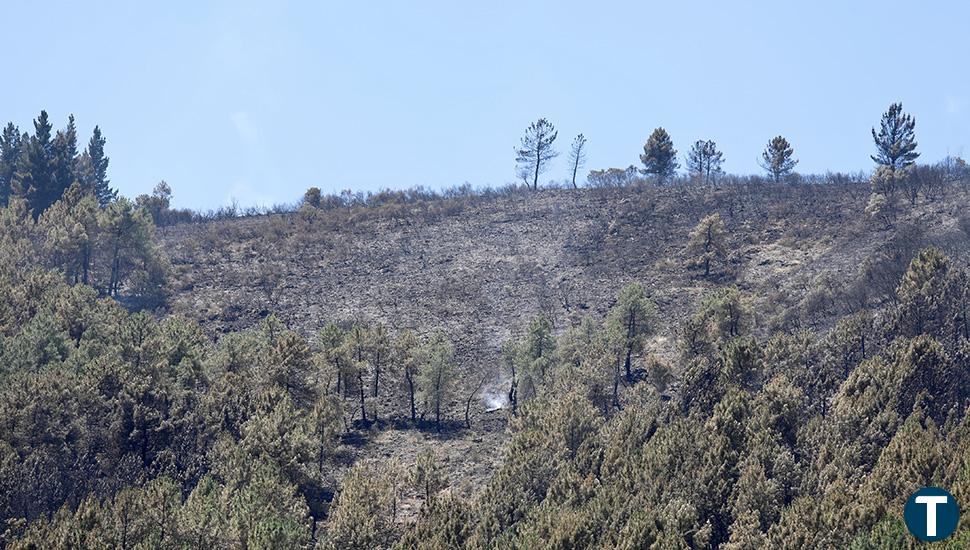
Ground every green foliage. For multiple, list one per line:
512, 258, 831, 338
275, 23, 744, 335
3, 183, 970, 549
135, 181, 172, 225
303, 186, 322, 208
893, 246, 970, 347
504, 314, 557, 405
760, 135, 798, 182
396, 492, 472, 550
323, 462, 398, 549
872, 102, 919, 170
79, 125, 116, 207
687, 212, 728, 277
418, 333, 456, 427
683, 286, 748, 359
13, 111, 57, 218
0, 122, 23, 207
640, 127, 679, 183
411, 449, 449, 502
267, 330, 316, 407
515, 118, 559, 189
606, 283, 656, 382
97, 197, 170, 305
38, 182, 99, 285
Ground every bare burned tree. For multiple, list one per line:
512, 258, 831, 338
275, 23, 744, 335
567, 134, 587, 189
515, 118, 559, 190
686, 140, 724, 185
464, 376, 487, 428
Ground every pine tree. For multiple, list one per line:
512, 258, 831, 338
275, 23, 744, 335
682, 286, 748, 360
343, 323, 370, 423
177, 476, 226, 548
514, 314, 557, 399
135, 181, 171, 224
640, 127, 679, 183
324, 462, 398, 549
411, 449, 449, 502
268, 330, 316, 407
14, 110, 56, 217
686, 139, 725, 185
515, 118, 559, 190
307, 393, 342, 477
419, 333, 456, 429
759, 136, 798, 183
871, 102, 919, 170
50, 114, 79, 203
892, 246, 956, 341
79, 125, 115, 206
38, 182, 100, 285
368, 322, 390, 398
687, 213, 728, 277
0, 122, 23, 206
318, 322, 347, 396
606, 283, 657, 382
395, 330, 421, 422
567, 134, 587, 189
96, 197, 169, 301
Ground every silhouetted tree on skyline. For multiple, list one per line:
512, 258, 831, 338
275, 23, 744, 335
567, 133, 587, 189
760, 135, 798, 182
687, 139, 724, 185
640, 127, 679, 183
515, 118, 559, 190
872, 102, 919, 170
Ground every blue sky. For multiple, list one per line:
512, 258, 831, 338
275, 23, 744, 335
3, 1, 968, 209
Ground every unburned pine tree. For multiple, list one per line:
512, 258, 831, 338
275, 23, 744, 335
419, 333, 456, 429
13, 111, 56, 218
515, 118, 559, 190
759, 136, 798, 183
369, 322, 390, 398
317, 322, 346, 395
343, 323, 370, 423
78, 125, 116, 206
324, 462, 399, 549
0, 122, 23, 207
871, 102, 919, 170
95, 197, 170, 306
395, 330, 421, 422
605, 283, 657, 382
411, 449, 449, 503
38, 182, 99, 285
686, 213, 728, 277
640, 127, 679, 184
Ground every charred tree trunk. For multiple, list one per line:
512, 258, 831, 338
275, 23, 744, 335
357, 371, 367, 423
465, 376, 487, 429
405, 369, 416, 422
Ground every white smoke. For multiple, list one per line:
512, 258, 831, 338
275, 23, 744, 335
482, 376, 511, 411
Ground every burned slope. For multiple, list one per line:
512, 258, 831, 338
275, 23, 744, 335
160, 181, 970, 394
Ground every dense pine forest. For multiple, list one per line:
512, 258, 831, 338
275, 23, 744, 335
1, 106, 970, 548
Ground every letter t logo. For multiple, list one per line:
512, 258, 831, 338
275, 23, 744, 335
915, 495, 949, 537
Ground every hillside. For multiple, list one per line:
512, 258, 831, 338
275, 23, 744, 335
5, 175, 970, 547
162, 181, 967, 372
155, 181, 970, 498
